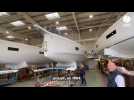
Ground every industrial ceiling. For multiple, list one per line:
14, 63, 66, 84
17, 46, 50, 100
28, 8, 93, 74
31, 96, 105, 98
0, 12, 126, 47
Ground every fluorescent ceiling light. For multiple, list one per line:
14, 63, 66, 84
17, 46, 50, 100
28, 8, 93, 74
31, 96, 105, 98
89, 28, 93, 32
64, 33, 68, 35
45, 12, 60, 20
56, 26, 68, 31
0, 12, 9, 16
6, 35, 15, 39
25, 38, 28, 41
27, 26, 32, 30
10, 20, 25, 26
6, 31, 9, 34
89, 14, 94, 19
122, 15, 131, 23
56, 21, 60, 25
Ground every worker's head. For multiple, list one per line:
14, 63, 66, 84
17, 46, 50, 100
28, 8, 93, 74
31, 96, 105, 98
80, 63, 84, 68
107, 60, 117, 72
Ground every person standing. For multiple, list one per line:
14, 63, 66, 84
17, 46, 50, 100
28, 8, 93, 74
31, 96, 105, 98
79, 63, 87, 86
107, 60, 125, 87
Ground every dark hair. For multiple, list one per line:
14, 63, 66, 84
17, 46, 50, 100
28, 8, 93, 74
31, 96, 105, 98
108, 59, 121, 66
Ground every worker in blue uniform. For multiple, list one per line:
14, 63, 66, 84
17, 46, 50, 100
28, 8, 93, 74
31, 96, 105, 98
79, 63, 87, 86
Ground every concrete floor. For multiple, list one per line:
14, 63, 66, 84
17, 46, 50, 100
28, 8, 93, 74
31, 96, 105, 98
7, 68, 107, 87
85, 69, 107, 87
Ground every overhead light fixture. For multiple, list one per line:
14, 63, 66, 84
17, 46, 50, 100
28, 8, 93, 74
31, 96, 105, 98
56, 26, 68, 31
6, 35, 15, 39
45, 12, 60, 20
122, 15, 131, 23
89, 28, 93, 32
56, 21, 60, 25
0, 12, 9, 16
27, 26, 32, 30
89, 14, 94, 19
6, 31, 9, 34
10, 20, 25, 27
64, 33, 68, 35
25, 38, 28, 41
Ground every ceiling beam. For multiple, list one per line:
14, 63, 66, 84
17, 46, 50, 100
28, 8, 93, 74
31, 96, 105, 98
0, 27, 27, 40
72, 12, 81, 40
35, 12, 120, 27
17, 12, 52, 35
0, 15, 22, 25
17, 12, 38, 25
33, 12, 107, 24
79, 23, 112, 30
76, 38, 98, 42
